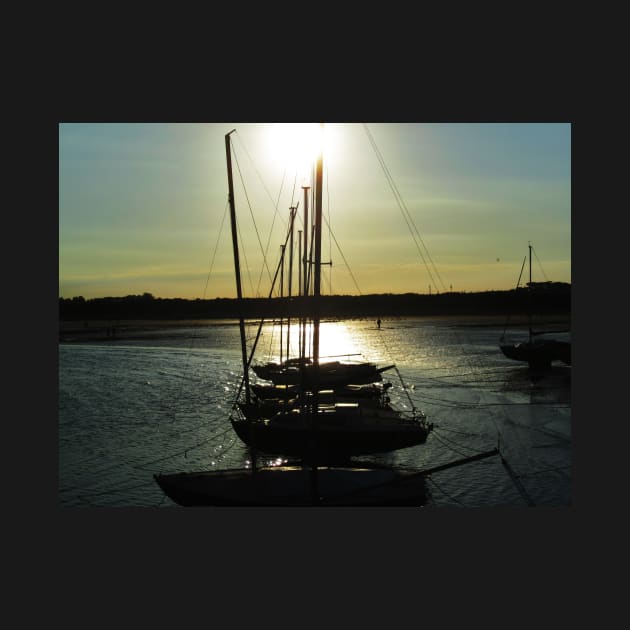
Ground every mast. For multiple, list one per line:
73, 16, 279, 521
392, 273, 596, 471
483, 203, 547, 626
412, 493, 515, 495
286, 205, 297, 362
528, 241, 532, 344
301, 184, 310, 364
297, 229, 302, 360
279, 243, 285, 363
312, 126, 324, 368
225, 130, 250, 404
309, 124, 324, 500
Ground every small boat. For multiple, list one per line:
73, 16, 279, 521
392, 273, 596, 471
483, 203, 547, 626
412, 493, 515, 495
500, 337, 571, 367
154, 447, 502, 507
155, 463, 429, 506
232, 401, 430, 461
500, 243, 571, 369
252, 359, 393, 387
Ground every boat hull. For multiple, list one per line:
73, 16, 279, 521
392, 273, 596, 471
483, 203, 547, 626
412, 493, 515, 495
154, 465, 428, 506
500, 340, 571, 367
252, 361, 393, 387
231, 415, 431, 460
250, 382, 391, 400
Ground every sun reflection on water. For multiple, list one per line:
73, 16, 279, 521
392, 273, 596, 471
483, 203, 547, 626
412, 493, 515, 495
256, 320, 390, 364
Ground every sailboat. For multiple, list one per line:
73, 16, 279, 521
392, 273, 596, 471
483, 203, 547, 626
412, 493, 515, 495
228, 128, 432, 462
154, 125, 436, 506
499, 243, 571, 369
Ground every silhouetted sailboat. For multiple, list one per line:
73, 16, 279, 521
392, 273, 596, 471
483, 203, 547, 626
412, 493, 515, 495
229, 127, 432, 462
500, 243, 571, 369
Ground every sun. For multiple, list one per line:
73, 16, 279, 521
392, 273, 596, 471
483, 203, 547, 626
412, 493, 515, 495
266, 123, 336, 178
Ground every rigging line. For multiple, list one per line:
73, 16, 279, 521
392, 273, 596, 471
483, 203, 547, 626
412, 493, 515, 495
434, 425, 484, 438
321, 214, 363, 295
77, 480, 157, 500
367, 325, 419, 413
66, 471, 162, 497
161, 408, 240, 441
454, 326, 506, 445
419, 398, 555, 412
202, 200, 230, 299
231, 144, 275, 290
376, 170, 438, 292
384, 173, 440, 292
415, 367, 527, 381
228, 227, 297, 407
232, 131, 288, 233
368, 134, 437, 291
393, 365, 417, 413
187, 433, 238, 463
236, 162, 293, 300
263, 320, 276, 361
417, 399, 476, 410
185, 432, 237, 460
363, 123, 448, 293
320, 270, 333, 295
501, 254, 527, 339
425, 476, 467, 507
433, 427, 495, 455
431, 429, 476, 459
256, 168, 290, 297
80, 416, 234, 477
164, 201, 231, 425
236, 214, 256, 297
231, 132, 291, 297
517, 464, 572, 478
531, 245, 550, 283
500, 454, 536, 506
464, 401, 570, 408
290, 169, 298, 208
368, 128, 447, 295
372, 133, 447, 294
134, 426, 236, 469
325, 162, 333, 294
166, 202, 229, 424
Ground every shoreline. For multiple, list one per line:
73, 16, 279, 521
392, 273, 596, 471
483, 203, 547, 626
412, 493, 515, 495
59, 313, 571, 344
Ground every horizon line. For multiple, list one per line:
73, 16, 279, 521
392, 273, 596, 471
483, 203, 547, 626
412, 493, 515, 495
59, 282, 571, 302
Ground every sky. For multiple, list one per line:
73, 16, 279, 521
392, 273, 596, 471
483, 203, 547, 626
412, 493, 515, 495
59, 123, 571, 300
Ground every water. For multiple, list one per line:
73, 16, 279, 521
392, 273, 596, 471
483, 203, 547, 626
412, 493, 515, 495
58, 317, 571, 507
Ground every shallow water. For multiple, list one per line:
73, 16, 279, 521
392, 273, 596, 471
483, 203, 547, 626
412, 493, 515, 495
58, 316, 571, 507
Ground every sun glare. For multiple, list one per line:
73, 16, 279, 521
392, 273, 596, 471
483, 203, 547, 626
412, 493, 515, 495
266, 123, 336, 179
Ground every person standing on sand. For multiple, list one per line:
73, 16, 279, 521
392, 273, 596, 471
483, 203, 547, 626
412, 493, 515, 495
377, 318, 381, 329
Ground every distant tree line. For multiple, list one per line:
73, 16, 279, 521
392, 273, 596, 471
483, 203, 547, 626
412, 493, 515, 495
59, 284, 570, 321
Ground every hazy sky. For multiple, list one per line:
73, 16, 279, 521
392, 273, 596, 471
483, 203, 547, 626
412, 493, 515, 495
59, 123, 571, 299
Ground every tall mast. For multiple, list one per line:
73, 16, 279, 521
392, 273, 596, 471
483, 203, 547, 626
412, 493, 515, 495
312, 125, 324, 367
309, 124, 324, 500
225, 130, 250, 404
279, 243, 285, 363
286, 205, 297, 362
297, 229, 302, 360
298, 229, 303, 296
301, 184, 310, 362
528, 241, 532, 344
